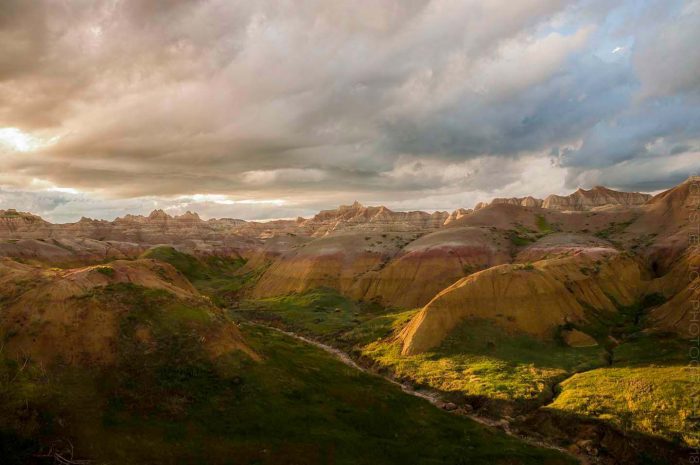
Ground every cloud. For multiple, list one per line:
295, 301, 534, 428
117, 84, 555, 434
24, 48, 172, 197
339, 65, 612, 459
633, 0, 700, 98
0, 0, 698, 220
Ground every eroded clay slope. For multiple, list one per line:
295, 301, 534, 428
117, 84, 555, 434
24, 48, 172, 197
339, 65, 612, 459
352, 227, 511, 308
0, 258, 256, 365
399, 250, 648, 355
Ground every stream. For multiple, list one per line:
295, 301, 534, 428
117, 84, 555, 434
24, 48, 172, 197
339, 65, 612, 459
241, 320, 584, 464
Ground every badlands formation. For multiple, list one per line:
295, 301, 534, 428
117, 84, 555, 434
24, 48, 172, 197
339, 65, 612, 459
1, 179, 698, 464
0, 182, 692, 348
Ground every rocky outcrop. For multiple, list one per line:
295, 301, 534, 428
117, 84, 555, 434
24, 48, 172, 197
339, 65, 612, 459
471, 196, 543, 211
251, 226, 513, 308
542, 186, 651, 211
491, 196, 543, 208
300, 201, 449, 237
0, 209, 53, 237
443, 208, 473, 225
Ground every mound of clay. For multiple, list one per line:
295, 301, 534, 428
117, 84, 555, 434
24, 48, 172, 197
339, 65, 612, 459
0, 237, 144, 265
399, 250, 647, 355
0, 258, 255, 365
646, 249, 700, 336
353, 227, 511, 308
627, 176, 700, 272
251, 231, 403, 298
516, 233, 617, 262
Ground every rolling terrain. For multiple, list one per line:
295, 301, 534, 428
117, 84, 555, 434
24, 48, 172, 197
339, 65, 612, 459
0, 178, 698, 464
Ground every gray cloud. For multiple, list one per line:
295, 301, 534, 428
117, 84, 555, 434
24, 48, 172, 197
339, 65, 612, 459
0, 0, 699, 220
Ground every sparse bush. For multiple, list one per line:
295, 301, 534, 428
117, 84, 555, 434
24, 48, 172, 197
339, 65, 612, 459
96, 266, 115, 277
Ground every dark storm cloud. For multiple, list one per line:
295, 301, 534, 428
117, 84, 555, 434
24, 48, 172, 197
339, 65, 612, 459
0, 0, 699, 221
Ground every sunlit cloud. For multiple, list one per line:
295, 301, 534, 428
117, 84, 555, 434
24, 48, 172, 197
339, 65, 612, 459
0, 0, 698, 221
0, 128, 52, 152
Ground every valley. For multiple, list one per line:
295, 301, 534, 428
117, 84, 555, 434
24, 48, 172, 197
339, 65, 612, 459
1, 180, 698, 464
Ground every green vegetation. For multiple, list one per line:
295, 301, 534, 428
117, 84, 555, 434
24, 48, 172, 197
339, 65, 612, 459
577, 292, 668, 344
593, 219, 634, 240
549, 366, 698, 447
239, 291, 604, 406
0, 210, 21, 218
363, 319, 607, 404
140, 246, 246, 282
250, 287, 695, 448
235, 288, 409, 348
140, 246, 257, 304
506, 217, 558, 248
508, 230, 535, 247
462, 263, 486, 275
548, 302, 696, 448
612, 332, 686, 366
96, 266, 116, 277
535, 215, 554, 234
0, 285, 573, 464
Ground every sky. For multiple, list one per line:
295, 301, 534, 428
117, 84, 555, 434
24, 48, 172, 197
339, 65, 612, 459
0, 0, 699, 223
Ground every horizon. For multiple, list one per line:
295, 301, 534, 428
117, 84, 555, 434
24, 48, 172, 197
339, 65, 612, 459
0, 3, 699, 461
1, 1, 699, 222
1, 181, 670, 224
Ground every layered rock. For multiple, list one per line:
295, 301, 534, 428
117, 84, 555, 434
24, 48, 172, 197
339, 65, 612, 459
443, 208, 473, 225
542, 186, 651, 211
491, 196, 543, 208
0, 209, 53, 237
515, 233, 617, 262
399, 250, 647, 355
352, 227, 511, 308
251, 231, 402, 298
0, 238, 145, 265
299, 201, 449, 237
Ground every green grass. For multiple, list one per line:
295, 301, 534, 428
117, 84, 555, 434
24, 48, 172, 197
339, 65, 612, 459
235, 288, 402, 347
547, 325, 696, 448
0, 302, 574, 464
593, 219, 634, 240
548, 366, 698, 447
140, 246, 246, 282
535, 215, 554, 234
573, 292, 667, 348
238, 288, 694, 449
508, 230, 535, 247
95, 265, 116, 277
363, 319, 607, 405
612, 332, 686, 366
139, 246, 257, 304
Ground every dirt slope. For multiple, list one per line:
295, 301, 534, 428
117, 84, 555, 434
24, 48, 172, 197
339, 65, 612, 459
400, 250, 648, 355
352, 227, 511, 308
0, 258, 255, 365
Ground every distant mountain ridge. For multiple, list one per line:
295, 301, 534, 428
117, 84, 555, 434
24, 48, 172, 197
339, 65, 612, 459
0, 185, 655, 242
474, 186, 651, 212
